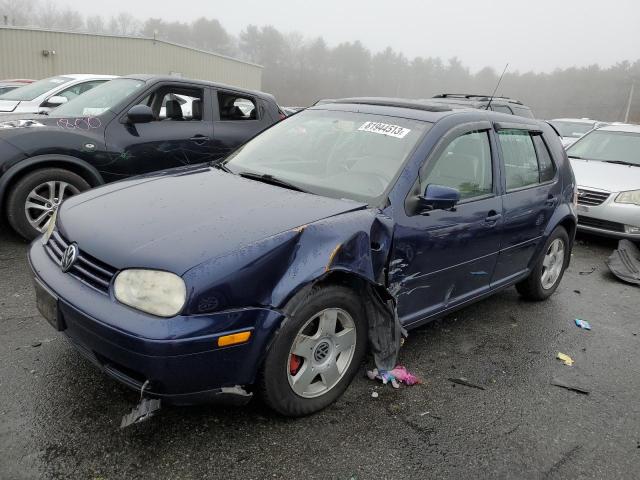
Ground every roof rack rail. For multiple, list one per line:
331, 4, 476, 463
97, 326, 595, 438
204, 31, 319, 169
433, 93, 523, 105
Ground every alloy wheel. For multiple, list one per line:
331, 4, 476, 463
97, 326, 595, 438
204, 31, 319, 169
287, 308, 357, 398
541, 238, 565, 290
24, 181, 79, 233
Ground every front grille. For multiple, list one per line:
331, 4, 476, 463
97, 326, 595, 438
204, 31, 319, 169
577, 188, 610, 206
578, 216, 626, 233
45, 230, 117, 294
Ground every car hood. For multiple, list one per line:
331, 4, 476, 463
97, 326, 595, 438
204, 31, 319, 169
570, 158, 640, 192
58, 167, 368, 274
0, 100, 19, 112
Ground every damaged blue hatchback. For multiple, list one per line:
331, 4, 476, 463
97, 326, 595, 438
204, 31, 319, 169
29, 98, 577, 416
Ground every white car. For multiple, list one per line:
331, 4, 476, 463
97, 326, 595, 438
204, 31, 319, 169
567, 124, 640, 240
0, 74, 116, 115
549, 118, 608, 148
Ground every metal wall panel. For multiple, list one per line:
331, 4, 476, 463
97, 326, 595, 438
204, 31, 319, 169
0, 27, 263, 90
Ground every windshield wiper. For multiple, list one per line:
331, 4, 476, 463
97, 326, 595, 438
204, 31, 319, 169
238, 172, 309, 193
602, 160, 638, 167
210, 160, 231, 172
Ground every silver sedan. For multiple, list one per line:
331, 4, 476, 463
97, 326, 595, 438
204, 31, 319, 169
567, 124, 640, 240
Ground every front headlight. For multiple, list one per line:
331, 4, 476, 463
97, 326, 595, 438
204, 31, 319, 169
114, 269, 186, 317
616, 190, 640, 206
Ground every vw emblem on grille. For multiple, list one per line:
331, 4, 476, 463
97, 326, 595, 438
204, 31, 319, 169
61, 243, 79, 273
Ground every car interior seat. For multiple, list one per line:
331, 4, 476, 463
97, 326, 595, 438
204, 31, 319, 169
165, 100, 184, 121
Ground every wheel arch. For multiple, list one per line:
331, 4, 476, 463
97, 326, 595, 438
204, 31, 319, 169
0, 155, 104, 216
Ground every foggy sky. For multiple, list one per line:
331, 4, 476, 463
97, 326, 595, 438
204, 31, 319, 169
60, 0, 640, 73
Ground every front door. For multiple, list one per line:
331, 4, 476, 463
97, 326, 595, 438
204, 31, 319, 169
390, 123, 504, 326
103, 84, 214, 180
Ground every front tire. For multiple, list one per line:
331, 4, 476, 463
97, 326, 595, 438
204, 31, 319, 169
516, 226, 570, 300
6, 168, 90, 240
259, 285, 367, 416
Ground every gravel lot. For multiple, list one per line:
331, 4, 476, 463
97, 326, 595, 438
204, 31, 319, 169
1, 227, 639, 479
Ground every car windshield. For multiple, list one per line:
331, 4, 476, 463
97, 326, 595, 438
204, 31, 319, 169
567, 130, 640, 166
52, 78, 145, 117
0, 76, 72, 101
550, 121, 595, 138
225, 109, 431, 203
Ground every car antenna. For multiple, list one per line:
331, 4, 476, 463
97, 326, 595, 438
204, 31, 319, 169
486, 63, 509, 110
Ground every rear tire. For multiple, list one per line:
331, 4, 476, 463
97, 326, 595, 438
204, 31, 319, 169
516, 226, 570, 300
259, 285, 367, 417
6, 168, 90, 241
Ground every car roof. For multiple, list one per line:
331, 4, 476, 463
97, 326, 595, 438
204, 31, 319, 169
598, 123, 640, 134
122, 74, 276, 101
551, 118, 598, 124
55, 74, 118, 80
308, 96, 543, 126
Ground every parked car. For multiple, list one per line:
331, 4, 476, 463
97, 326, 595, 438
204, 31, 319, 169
0, 74, 116, 116
29, 97, 577, 416
0, 79, 35, 96
0, 74, 281, 240
549, 118, 609, 148
566, 124, 640, 239
282, 106, 304, 116
430, 94, 535, 118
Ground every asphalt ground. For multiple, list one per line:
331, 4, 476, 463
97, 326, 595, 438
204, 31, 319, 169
1, 227, 639, 479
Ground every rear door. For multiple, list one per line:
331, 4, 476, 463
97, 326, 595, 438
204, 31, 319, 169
390, 122, 504, 325
491, 123, 560, 286
211, 89, 273, 158
103, 82, 214, 178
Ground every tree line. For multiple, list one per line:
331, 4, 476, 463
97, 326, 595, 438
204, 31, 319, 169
1, 0, 638, 121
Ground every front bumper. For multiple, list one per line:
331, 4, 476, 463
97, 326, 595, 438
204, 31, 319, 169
576, 189, 640, 240
28, 240, 285, 405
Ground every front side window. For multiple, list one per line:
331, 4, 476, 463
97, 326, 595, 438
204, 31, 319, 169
225, 109, 431, 203
52, 78, 145, 117
0, 76, 72, 101
499, 130, 541, 190
218, 92, 257, 120
153, 89, 203, 121
421, 131, 493, 200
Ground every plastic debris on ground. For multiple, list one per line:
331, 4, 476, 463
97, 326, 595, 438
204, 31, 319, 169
574, 318, 592, 330
366, 365, 421, 388
120, 398, 161, 428
578, 267, 597, 275
371, 391, 379, 398
557, 352, 574, 366
606, 239, 640, 286
447, 377, 485, 390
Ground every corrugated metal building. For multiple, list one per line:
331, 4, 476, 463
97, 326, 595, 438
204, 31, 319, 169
0, 26, 262, 90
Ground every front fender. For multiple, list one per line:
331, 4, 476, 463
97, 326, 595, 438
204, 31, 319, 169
181, 209, 395, 316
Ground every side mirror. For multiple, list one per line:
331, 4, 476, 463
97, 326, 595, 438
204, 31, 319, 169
419, 184, 460, 211
126, 105, 154, 124
44, 95, 68, 107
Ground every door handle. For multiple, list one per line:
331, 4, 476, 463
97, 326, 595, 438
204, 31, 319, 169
189, 135, 210, 144
545, 194, 557, 207
485, 211, 502, 226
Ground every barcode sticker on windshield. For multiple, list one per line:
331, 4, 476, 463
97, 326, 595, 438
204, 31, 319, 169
358, 122, 411, 139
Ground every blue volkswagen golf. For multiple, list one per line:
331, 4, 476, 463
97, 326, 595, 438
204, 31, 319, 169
29, 98, 577, 416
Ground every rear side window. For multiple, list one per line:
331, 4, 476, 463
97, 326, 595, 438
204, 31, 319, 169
533, 135, 556, 182
499, 130, 556, 191
218, 91, 257, 120
421, 130, 493, 200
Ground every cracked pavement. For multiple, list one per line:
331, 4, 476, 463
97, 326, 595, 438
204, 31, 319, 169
1, 227, 639, 479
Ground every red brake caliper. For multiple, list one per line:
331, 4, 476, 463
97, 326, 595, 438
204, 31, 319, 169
289, 354, 302, 375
